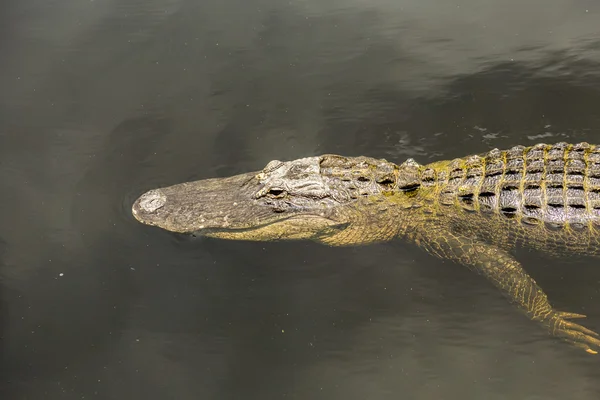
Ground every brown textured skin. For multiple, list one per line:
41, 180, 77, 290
132, 142, 600, 354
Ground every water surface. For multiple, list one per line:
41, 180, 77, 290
2, 0, 600, 398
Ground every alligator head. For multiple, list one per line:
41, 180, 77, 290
132, 155, 408, 244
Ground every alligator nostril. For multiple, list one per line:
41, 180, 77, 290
138, 189, 166, 212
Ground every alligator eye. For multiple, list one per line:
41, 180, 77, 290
267, 188, 286, 197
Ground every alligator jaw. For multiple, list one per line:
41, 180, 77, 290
199, 214, 344, 241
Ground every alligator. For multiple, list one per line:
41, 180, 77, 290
132, 142, 600, 354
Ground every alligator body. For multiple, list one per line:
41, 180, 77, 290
132, 142, 600, 353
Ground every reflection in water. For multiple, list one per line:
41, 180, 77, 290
1, 0, 600, 398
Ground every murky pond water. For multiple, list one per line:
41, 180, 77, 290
2, 0, 600, 398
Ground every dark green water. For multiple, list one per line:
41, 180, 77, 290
2, 0, 600, 398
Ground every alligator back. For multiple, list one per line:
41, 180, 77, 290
416, 142, 600, 255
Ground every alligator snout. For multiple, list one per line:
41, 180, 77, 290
131, 171, 263, 233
